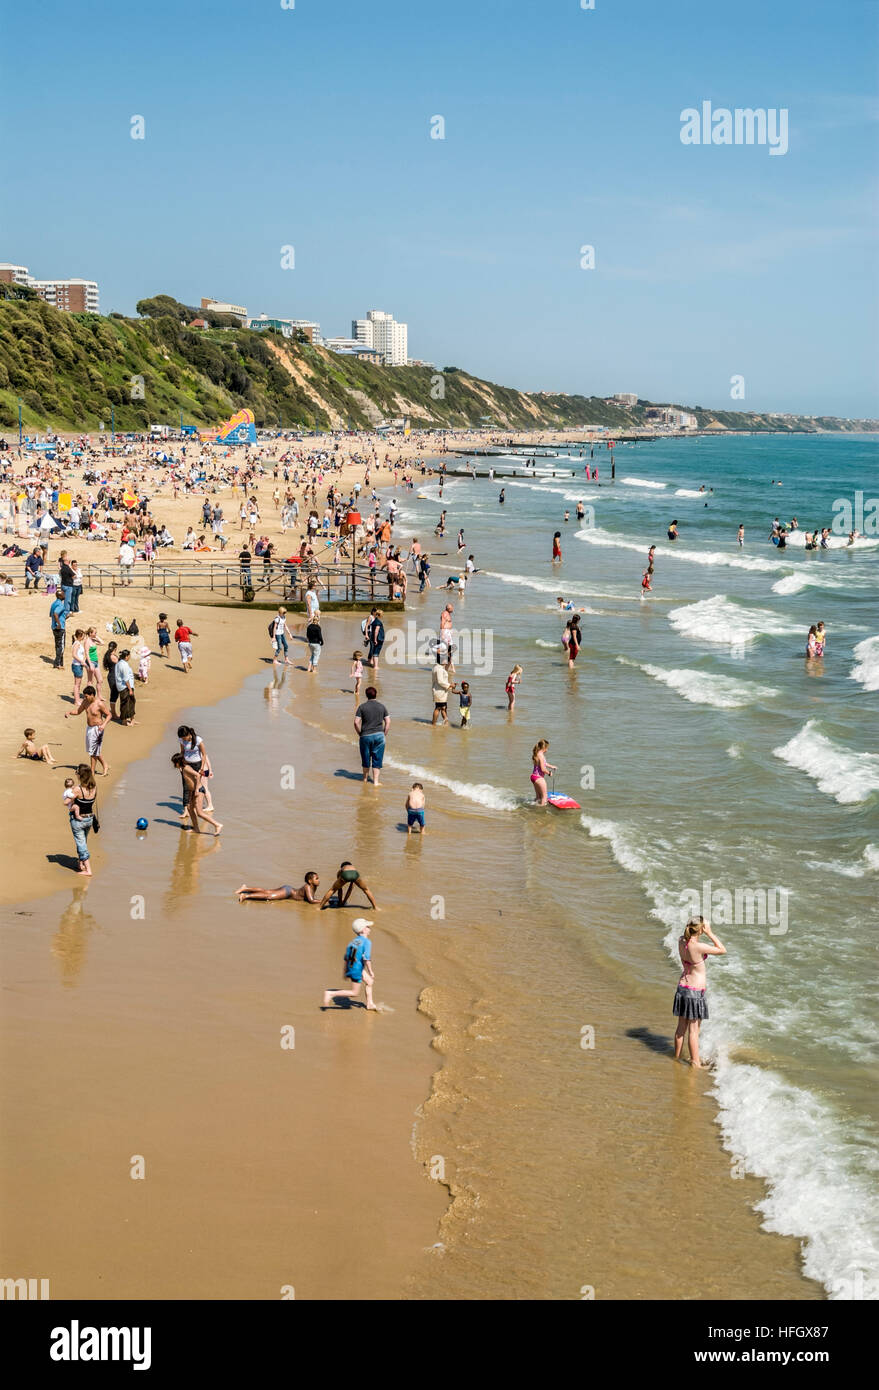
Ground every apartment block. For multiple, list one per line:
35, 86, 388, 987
0, 263, 99, 312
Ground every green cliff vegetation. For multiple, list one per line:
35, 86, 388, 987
0, 294, 873, 436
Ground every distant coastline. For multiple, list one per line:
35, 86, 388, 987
1, 293, 875, 440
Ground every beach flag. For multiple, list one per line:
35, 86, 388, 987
122, 489, 139, 508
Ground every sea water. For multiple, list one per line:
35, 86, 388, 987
386, 432, 879, 1297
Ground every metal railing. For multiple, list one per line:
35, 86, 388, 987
1, 559, 397, 606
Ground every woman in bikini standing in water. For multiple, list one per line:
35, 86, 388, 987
673, 917, 726, 1068
529, 739, 556, 806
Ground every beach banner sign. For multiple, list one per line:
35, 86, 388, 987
202, 407, 258, 445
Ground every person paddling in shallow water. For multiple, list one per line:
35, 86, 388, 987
672, 917, 727, 1068
318, 861, 378, 911
529, 739, 556, 806
172, 754, 223, 835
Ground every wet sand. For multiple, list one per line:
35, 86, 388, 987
0, 594, 270, 906
0, 625, 821, 1298
0, 653, 446, 1299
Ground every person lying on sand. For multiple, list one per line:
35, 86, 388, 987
236, 873, 320, 902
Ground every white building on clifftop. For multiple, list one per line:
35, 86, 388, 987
352, 309, 408, 366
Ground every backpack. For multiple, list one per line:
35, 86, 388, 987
268, 619, 277, 637
128, 618, 139, 637
344, 941, 360, 973
112, 616, 128, 634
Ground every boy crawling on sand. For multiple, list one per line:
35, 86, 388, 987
18, 729, 56, 765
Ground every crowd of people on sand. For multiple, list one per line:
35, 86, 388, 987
13, 431, 839, 1048
20, 562, 217, 872
4, 429, 486, 1015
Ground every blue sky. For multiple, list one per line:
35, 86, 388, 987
7, 0, 878, 415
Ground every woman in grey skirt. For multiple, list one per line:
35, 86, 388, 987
673, 917, 726, 1068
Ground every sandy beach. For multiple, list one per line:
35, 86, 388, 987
0, 425, 592, 901
0, 614, 820, 1300
0, 425, 863, 1301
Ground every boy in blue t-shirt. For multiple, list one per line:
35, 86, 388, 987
322, 921, 376, 1010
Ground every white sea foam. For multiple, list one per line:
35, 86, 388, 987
579, 815, 651, 875
383, 754, 520, 811
830, 535, 879, 551
479, 569, 599, 610
773, 721, 879, 804
802, 846, 879, 877
710, 1058, 879, 1299
674, 487, 705, 497
576, 527, 786, 574
536, 639, 559, 649
580, 811, 879, 1298
295, 717, 520, 811
727, 745, 742, 758
772, 571, 816, 595
616, 656, 779, 708
668, 594, 800, 646
621, 476, 667, 489
504, 479, 608, 504
782, 530, 879, 552
851, 636, 879, 693
804, 858, 868, 879
770, 568, 857, 596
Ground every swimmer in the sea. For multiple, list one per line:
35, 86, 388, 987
236, 872, 320, 902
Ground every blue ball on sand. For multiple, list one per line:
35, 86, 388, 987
136, 817, 149, 830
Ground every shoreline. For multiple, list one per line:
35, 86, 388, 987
0, 595, 272, 906
0, 430, 852, 1298
0, 605, 824, 1299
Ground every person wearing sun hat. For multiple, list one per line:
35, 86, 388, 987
321, 920, 376, 1011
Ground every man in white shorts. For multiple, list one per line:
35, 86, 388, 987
65, 685, 111, 776
118, 538, 135, 585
